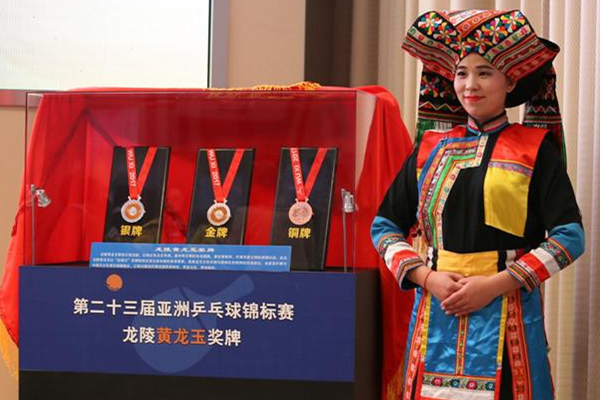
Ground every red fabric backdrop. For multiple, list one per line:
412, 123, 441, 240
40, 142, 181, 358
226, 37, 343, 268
1, 87, 414, 398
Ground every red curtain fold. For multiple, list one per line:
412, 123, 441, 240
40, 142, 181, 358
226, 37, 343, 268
354, 86, 415, 399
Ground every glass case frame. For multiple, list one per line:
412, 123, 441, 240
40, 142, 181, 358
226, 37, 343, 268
22, 89, 378, 271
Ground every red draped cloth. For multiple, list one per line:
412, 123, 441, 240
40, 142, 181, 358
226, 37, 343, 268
1, 87, 414, 398
354, 86, 415, 398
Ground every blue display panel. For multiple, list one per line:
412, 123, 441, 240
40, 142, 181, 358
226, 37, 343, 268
20, 267, 355, 382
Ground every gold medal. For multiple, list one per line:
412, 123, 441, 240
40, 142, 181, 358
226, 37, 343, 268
205, 149, 245, 227
207, 202, 231, 226
288, 201, 313, 226
121, 197, 145, 223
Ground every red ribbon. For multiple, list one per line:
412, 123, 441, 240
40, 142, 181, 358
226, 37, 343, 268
125, 146, 157, 200
207, 149, 245, 203
289, 147, 327, 202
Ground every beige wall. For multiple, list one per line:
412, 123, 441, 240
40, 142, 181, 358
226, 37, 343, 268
227, 0, 305, 87
0, 107, 24, 265
0, 105, 23, 400
0, 1, 306, 398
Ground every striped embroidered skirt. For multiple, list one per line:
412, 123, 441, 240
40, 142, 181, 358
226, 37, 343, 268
402, 248, 554, 400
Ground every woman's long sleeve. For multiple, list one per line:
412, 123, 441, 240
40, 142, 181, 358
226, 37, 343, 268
507, 138, 585, 290
371, 149, 424, 290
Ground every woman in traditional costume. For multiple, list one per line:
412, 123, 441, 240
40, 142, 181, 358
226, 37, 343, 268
371, 10, 585, 400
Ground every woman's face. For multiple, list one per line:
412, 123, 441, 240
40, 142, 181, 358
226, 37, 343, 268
454, 53, 515, 123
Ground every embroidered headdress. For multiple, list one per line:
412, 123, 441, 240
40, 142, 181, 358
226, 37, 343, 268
403, 9, 565, 162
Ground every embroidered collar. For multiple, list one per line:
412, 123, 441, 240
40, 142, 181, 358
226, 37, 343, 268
467, 113, 509, 136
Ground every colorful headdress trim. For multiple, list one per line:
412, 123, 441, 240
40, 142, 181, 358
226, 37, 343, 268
403, 10, 558, 85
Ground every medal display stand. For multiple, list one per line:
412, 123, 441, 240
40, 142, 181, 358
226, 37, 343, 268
15, 89, 391, 399
103, 146, 170, 243
187, 148, 254, 244
270, 147, 338, 271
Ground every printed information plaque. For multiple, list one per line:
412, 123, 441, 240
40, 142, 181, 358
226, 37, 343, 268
90, 242, 291, 272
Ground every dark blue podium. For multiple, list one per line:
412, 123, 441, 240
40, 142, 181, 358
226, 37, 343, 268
19, 267, 380, 399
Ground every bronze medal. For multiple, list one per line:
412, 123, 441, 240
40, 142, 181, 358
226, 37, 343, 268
121, 198, 145, 223
287, 148, 327, 226
207, 202, 231, 226
288, 201, 313, 226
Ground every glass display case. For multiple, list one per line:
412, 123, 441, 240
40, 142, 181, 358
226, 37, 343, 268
22, 89, 380, 271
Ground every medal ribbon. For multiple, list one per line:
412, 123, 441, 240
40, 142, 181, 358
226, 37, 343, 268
207, 149, 245, 203
289, 147, 327, 202
126, 146, 157, 200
